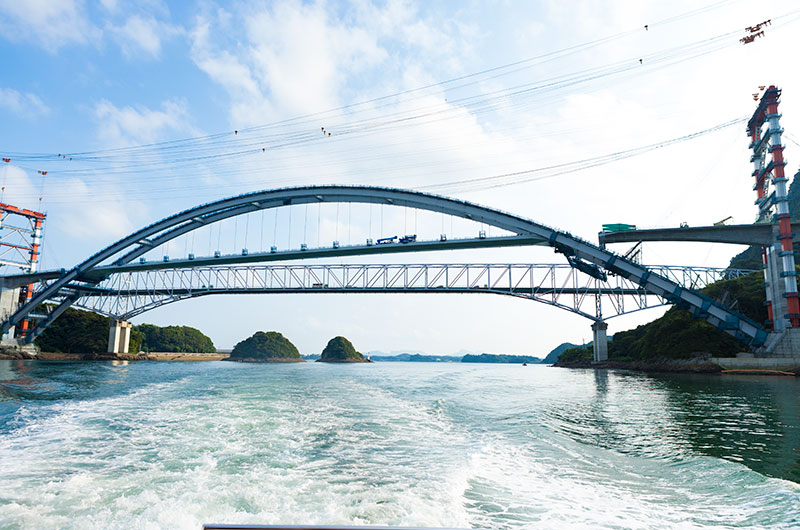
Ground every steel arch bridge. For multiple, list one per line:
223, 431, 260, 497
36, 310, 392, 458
0, 185, 768, 347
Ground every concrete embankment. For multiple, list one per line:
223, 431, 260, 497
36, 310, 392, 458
710, 355, 800, 374
555, 356, 800, 375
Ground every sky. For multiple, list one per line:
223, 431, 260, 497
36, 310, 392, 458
1, 0, 800, 355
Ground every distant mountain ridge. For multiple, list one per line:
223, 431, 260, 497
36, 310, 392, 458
540, 342, 580, 364
370, 353, 462, 362
462, 353, 542, 364
322, 342, 574, 364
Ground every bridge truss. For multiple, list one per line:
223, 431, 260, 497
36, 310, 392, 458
55, 263, 754, 322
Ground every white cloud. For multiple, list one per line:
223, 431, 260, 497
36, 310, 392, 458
108, 14, 182, 59
0, 88, 49, 117
189, 1, 474, 127
61, 180, 134, 236
0, 164, 38, 206
0, 0, 100, 52
94, 98, 196, 147
99, 0, 119, 12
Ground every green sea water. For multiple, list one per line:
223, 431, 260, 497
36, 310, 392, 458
0, 360, 798, 529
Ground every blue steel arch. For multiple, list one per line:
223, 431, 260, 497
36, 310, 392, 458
1, 185, 768, 346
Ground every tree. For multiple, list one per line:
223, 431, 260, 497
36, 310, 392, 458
35, 307, 208, 355
35, 307, 109, 353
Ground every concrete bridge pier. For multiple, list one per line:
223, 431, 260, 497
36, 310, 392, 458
592, 321, 608, 362
0, 286, 20, 344
108, 320, 132, 354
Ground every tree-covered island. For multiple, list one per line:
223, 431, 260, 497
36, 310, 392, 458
228, 331, 304, 362
34, 307, 216, 355
317, 336, 370, 362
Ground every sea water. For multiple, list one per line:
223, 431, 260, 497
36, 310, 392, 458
0, 360, 798, 529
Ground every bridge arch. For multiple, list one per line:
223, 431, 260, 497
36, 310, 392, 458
1, 185, 768, 347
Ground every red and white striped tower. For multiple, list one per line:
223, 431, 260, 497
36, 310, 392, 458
748, 86, 799, 330
748, 106, 776, 328
0, 202, 46, 339
17, 216, 43, 337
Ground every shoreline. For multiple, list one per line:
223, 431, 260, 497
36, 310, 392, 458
224, 357, 304, 363
2, 351, 796, 374
554, 356, 800, 376
0, 351, 230, 362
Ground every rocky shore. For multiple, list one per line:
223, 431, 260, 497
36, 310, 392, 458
554, 356, 799, 375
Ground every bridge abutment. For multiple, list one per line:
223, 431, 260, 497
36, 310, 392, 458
108, 320, 132, 355
592, 321, 608, 362
760, 329, 800, 358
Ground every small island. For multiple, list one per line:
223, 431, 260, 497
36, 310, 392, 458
317, 336, 370, 363
228, 331, 304, 362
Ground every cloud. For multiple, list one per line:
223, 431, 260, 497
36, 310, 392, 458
99, 0, 119, 13
0, 88, 49, 117
108, 14, 182, 59
94, 98, 196, 147
0, 164, 138, 246
0, 0, 100, 52
0, 164, 38, 205
243, 2, 387, 117
189, 1, 473, 127
55, 177, 141, 241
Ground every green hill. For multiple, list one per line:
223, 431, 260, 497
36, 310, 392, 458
35, 307, 143, 354
229, 331, 302, 362
318, 336, 367, 362
558, 269, 765, 364
137, 324, 215, 353
540, 342, 580, 364
34, 307, 219, 355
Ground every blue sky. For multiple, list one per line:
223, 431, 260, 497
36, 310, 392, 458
1, 0, 800, 354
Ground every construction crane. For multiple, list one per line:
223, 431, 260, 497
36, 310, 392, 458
713, 216, 733, 226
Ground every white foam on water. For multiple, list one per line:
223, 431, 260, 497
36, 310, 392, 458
458, 432, 800, 529
0, 363, 798, 529
1, 367, 477, 529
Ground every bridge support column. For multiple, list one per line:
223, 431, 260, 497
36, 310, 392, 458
592, 321, 608, 363
0, 287, 20, 344
108, 320, 132, 354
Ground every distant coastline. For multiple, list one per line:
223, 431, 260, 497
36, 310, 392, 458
3, 341, 575, 364
4, 350, 550, 363
0, 350, 230, 361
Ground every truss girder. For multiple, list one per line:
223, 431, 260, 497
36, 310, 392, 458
56, 263, 753, 324
0, 185, 768, 346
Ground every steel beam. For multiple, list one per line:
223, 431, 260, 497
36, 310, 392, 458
598, 223, 800, 247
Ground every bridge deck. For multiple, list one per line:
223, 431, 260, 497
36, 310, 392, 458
599, 222, 800, 246
0, 235, 545, 289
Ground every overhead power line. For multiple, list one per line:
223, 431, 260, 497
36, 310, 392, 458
418, 117, 748, 194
